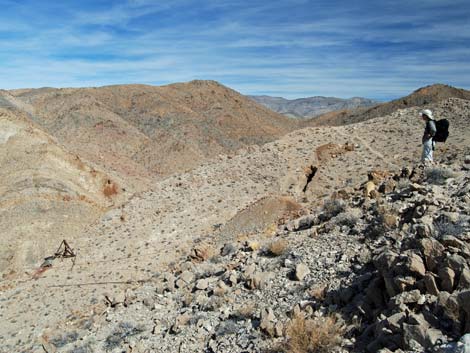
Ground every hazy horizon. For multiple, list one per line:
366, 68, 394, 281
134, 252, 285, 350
5, 80, 454, 102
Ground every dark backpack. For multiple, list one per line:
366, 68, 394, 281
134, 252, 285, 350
433, 119, 449, 142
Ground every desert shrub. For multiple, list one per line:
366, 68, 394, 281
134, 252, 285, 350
434, 218, 467, 237
364, 213, 392, 238
264, 222, 279, 237
395, 178, 411, 191
425, 167, 458, 185
308, 285, 327, 301
216, 319, 240, 336
69, 344, 93, 353
320, 199, 346, 221
232, 302, 257, 320
105, 322, 145, 349
268, 239, 289, 256
333, 212, 359, 228
283, 314, 344, 353
50, 332, 79, 347
103, 180, 118, 197
200, 296, 225, 312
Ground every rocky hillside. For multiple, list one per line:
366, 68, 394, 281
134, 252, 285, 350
308, 84, 470, 126
1, 97, 469, 352
0, 108, 126, 277
34, 159, 469, 353
249, 95, 378, 118
0, 81, 297, 281
4, 80, 298, 181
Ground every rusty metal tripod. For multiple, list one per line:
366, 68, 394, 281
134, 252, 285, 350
54, 239, 76, 258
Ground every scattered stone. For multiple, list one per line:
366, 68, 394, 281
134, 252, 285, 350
170, 313, 191, 334
220, 243, 237, 256
392, 290, 423, 305
382, 213, 398, 228
444, 254, 468, 275
439, 267, 456, 292
246, 271, 267, 290
405, 253, 426, 277
195, 278, 209, 290
260, 308, 277, 337
373, 250, 399, 275
424, 273, 440, 296
458, 268, 470, 289
386, 312, 405, 332
190, 245, 211, 262
419, 238, 445, 272
176, 271, 195, 288
294, 263, 310, 281
364, 181, 376, 198
441, 235, 465, 249
368, 170, 391, 184
403, 323, 426, 350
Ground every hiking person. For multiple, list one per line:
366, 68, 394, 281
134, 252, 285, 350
420, 109, 436, 164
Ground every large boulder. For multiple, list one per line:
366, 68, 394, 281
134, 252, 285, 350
373, 250, 399, 275
439, 267, 456, 292
424, 273, 440, 296
419, 238, 445, 272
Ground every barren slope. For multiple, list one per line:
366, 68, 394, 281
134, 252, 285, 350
8, 81, 298, 179
2, 98, 469, 352
0, 108, 126, 277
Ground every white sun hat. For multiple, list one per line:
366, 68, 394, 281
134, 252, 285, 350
420, 109, 434, 120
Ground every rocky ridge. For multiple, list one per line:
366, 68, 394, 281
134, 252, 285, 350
308, 84, 470, 127
4, 80, 298, 181
27, 151, 470, 353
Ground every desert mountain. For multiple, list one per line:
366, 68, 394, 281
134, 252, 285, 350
0, 80, 298, 281
2, 94, 469, 352
308, 83, 470, 126
249, 95, 377, 118
5, 81, 298, 183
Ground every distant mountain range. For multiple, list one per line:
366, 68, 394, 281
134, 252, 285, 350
248, 95, 378, 118
307, 83, 470, 126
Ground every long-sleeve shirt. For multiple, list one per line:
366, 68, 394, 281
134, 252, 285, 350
422, 120, 436, 143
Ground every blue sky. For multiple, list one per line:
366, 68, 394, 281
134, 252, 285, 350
0, 0, 469, 100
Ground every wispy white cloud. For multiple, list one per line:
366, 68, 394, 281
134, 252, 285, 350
0, 0, 469, 99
